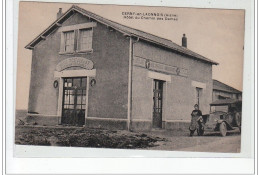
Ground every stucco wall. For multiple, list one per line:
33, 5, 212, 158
131, 40, 213, 126
28, 12, 129, 119
132, 66, 153, 121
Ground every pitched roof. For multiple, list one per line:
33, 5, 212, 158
25, 5, 218, 65
213, 79, 242, 94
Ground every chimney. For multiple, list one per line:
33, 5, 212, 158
182, 34, 187, 48
57, 8, 63, 19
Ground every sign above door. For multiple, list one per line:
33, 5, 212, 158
56, 57, 94, 72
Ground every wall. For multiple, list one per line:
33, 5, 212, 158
28, 12, 129, 122
131, 40, 213, 130
212, 90, 242, 101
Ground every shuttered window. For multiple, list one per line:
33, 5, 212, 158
60, 27, 93, 53
64, 31, 74, 52
78, 28, 93, 51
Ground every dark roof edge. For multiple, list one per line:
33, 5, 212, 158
25, 5, 219, 65
213, 79, 242, 93
210, 99, 242, 106
25, 6, 75, 49
134, 35, 218, 65
213, 88, 242, 94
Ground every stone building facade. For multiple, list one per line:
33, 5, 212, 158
25, 5, 218, 130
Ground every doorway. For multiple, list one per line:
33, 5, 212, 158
61, 77, 87, 126
153, 79, 164, 128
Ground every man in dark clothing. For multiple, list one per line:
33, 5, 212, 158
189, 104, 203, 136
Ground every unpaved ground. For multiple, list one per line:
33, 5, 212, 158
15, 125, 241, 152
178, 135, 241, 152
142, 129, 241, 153
15, 126, 166, 149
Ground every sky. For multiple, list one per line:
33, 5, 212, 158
16, 2, 245, 110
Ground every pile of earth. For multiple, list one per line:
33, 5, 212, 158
15, 126, 167, 149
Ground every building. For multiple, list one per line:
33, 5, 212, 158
212, 79, 242, 101
25, 5, 218, 131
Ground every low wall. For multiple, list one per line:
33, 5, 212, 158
131, 121, 152, 131
165, 121, 190, 131
85, 118, 127, 130
16, 113, 60, 126
16, 112, 191, 131
131, 120, 190, 131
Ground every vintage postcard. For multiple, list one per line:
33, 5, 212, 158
15, 1, 245, 153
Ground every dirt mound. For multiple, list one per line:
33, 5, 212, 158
15, 126, 167, 149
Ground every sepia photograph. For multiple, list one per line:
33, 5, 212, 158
15, 1, 245, 153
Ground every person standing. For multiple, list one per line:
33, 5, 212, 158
189, 104, 202, 136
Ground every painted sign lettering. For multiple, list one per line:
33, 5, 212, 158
133, 56, 188, 77
56, 57, 94, 71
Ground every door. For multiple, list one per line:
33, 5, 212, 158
153, 80, 164, 128
61, 77, 87, 126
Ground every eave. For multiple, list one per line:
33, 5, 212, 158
25, 5, 219, 66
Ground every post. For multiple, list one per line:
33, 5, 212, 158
85, 77, 90, 121
127, 37, 133, 131
57, 77, 64, 124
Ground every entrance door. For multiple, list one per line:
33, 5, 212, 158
153, 80, 164, 128
61, 77, 87, 126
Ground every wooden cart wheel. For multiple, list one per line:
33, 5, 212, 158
219, 122, 227, 137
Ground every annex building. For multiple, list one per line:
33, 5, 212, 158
25, 5, 218, 130
213, 79, 242, 101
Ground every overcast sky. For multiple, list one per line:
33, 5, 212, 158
16, 2, 245, 110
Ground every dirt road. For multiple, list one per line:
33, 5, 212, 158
15, 125, 241, 152
177, 135, 240, 152
143, 129, 241, 153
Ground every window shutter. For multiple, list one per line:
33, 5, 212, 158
88, 28, 93, 50
74, 30, 78, 51
60, 32, 65, 52
77, 29, 80, 51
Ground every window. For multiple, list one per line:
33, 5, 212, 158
64, 31, 74, 52
196, 87, 202, 109
78, 29, 93, 51
60, 27, 93, 53
218, 95, 230, 100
